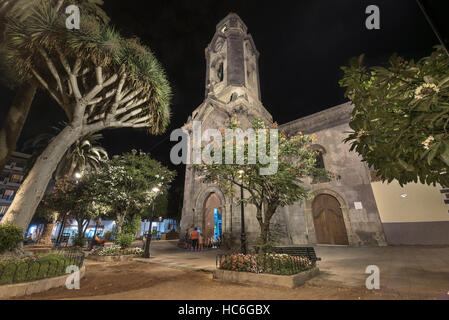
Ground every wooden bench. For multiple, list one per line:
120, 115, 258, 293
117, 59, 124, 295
273, 246, 321, 263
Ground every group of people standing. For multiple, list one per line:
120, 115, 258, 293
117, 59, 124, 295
184, 227, 222, 251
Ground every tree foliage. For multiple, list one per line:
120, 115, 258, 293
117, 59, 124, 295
24, 124, 108, 177
91, 151, 176, 233
38, 174, 110, 238
340, 46, 449, 187
1, 0, 172, 229
195, 117, 329, 250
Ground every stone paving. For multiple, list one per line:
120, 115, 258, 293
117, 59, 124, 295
136, 240, 449, 298
134, 240, 223, 272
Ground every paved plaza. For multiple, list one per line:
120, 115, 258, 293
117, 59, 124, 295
13, 240, 449, 299
136, 240, 449, 298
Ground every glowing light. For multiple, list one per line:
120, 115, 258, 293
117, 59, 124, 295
152, 187, 160, 193
74, 172, 82, 179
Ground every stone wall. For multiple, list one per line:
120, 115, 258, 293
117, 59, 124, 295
278, 102, 387, 246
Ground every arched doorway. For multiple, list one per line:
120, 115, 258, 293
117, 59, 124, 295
202, 193, 222, 242
312, 194, 349, 245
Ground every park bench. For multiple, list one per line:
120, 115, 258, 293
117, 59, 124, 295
273, 246, 321, 263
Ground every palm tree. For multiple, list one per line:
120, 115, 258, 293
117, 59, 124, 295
24, 124, 109, 179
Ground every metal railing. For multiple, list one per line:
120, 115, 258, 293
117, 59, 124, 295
0, 248, 84, 286
216, 253, 314, 275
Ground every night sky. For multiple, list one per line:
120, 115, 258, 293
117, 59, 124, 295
0, 0, 447, 187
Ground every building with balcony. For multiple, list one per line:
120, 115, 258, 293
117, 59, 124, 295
0, 151, 31, 220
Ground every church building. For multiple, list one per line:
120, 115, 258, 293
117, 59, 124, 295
180, 13, 449, 248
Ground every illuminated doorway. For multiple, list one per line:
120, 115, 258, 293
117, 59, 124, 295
202, 193, 222, 242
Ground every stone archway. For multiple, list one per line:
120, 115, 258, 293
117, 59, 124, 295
202, 193, 222, 242
193, 186, 226, 240
304, 188, 354, 245
312, 194, 349, 245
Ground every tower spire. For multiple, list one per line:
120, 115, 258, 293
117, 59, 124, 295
204, 13, 261, 103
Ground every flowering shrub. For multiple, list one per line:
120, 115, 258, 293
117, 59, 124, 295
219, 253, 313, 275
91, 245, 143, 256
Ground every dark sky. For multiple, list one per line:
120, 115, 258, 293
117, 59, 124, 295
0, 0, 447, 186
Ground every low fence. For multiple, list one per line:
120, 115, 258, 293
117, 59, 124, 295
0, 248, 84, 286
216, 253, 314, 276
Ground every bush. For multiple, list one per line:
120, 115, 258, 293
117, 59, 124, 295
0, 252, 82, 285
0, 224, 24, 253
103, 231, 113, 241
114, 233, 134, 249
72, 236, 87, 247
91, 245, 143, 256
219, 253, 313, 275
122, 218, 140, 235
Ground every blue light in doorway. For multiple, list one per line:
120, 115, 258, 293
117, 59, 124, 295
213, 208, 222, 241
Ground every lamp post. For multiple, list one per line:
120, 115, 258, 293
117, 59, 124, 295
143, 186, 160, 258
238, 170, 247, 254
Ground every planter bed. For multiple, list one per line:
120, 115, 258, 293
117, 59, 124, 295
213, 267, 319, 289
86, 245, 143, 262
0, 265, 85, 299
87, 254, 139, 262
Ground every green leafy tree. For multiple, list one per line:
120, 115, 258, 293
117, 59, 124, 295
92, 151, 176, 235
1, 1, 171, 230
195, 117, 329, 252
339, 46, 449, 187
38, 174, 111, 245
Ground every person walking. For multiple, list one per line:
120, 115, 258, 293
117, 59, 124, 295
184, 230, 191, 250
189, 227, 200, 252
198, 234, 204, 251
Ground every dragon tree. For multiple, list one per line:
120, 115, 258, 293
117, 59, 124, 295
0, 1, 171, 230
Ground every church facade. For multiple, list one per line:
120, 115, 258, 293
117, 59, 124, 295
180, 13, 449, 248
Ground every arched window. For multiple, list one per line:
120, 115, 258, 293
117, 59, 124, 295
311, 144, 328, 184
217, 62, 224, 82
311, 144, 326, 169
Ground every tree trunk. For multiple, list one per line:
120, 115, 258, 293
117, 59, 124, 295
115, 214, 125, 234
0, 82, 37, 170
37, 221, 56, 245
136, 219, 142, 238
257, 203, 277, 253
0, 125, 81, 230
258, 222, 270, 252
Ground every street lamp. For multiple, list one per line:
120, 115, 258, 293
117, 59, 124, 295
74, 172, 82, 180
238, 170, 247, 254
143, 185, 161, 258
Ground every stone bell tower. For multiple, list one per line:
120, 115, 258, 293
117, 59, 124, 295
180, 13, 272, 248
205, 13, 262, 105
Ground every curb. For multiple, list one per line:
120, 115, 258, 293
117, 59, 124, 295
213, 267, 320, 289
0, 265, 86, 299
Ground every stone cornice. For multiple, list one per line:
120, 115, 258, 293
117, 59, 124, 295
279, 101, 353, 134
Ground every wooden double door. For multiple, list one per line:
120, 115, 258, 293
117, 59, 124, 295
312, 194, 349, 245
